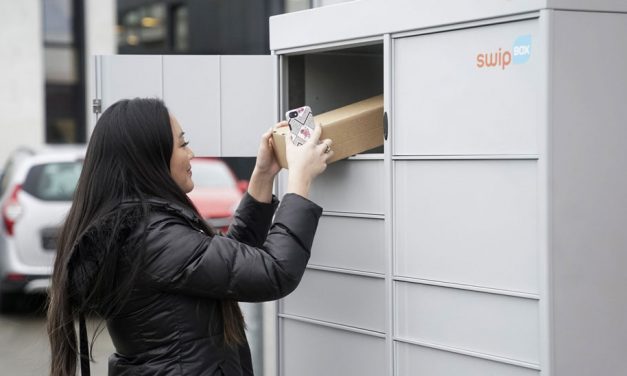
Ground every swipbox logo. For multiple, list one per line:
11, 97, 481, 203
476, 35, 532, 70
512, 35, 532, 64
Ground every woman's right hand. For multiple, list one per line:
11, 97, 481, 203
285, 124, 333, 198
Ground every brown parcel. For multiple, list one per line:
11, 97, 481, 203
272, 95, 384, 169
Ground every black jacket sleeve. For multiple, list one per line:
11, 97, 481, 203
224, 192, 279, 247
141, 193, 322, 302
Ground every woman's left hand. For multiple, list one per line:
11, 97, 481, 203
253, 124, 283, 179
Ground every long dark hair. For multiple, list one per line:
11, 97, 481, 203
47, 98, 245, 376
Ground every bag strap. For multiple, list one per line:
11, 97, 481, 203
79, 313, 91, 376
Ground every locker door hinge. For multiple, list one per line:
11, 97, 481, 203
383, 111, 388, 140
92, 99, 102, 114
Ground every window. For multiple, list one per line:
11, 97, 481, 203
42, 0, 85, 144
118, 4, 167, 52
22, 162, 83, 201
173, 5, 189, 52
285, 0, 312, 13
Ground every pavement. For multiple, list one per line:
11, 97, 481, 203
0, 295, 114, 375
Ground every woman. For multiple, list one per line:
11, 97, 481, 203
47, 97, 333, 376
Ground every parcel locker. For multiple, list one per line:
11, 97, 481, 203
93, 55, 275, 158
269, 2, 627, 376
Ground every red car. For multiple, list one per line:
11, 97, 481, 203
187, 158, 248, 234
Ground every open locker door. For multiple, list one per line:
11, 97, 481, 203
92, 55, 276, 157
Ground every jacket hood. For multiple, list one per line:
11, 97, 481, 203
67, 204, 145, 312
67, 198, 210, 313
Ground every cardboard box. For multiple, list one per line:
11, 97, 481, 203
272, 95, 384, 169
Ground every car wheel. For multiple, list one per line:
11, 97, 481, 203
0, 292, 20, 314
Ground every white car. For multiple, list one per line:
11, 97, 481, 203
0, 146, 85, 312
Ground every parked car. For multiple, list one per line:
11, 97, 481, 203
187, 158, 248, 233
0, 146, 85, 312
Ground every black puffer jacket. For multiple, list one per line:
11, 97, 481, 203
70, 192, 322, 375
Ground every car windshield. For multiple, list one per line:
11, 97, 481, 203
191, 161, 236, 189
22, 161, 82, 201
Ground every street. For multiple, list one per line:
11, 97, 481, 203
0, 296, 115, 375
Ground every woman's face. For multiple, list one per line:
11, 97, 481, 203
169, 116, 195, 193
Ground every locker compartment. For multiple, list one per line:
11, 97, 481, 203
220, 56, 275, 157
282, 269, 385, 332
394, 160, 539, 294
393, 19, 541, 155
163, 56, 221, 156
284, 43, 384, 155
308, 159, 384, 214
395, 282, 540, 364
281, 319, 385, 376
396, 342, 539, 376
100, 55, 163, 110
310, 216, 385, 274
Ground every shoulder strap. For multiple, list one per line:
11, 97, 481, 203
79, 313, 91, 376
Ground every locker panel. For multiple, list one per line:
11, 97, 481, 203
393, 19, 540, 155
163, 56, 221, 156
100, 55, 162, 111
310, 216, 385, 274
220, 56, 275, 157
309, 160, 384, 215
550, 11, 627, 376
282, 269, 385, 332
281, 319, 385, 376
395, 282, 540, 364
394, 160, 539, 294
396, 342, 540, 376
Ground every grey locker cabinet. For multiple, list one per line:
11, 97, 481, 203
93, 55, 275, 157
270, 1, 627, 376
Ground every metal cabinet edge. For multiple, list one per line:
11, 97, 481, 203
269, 0, 627, 51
